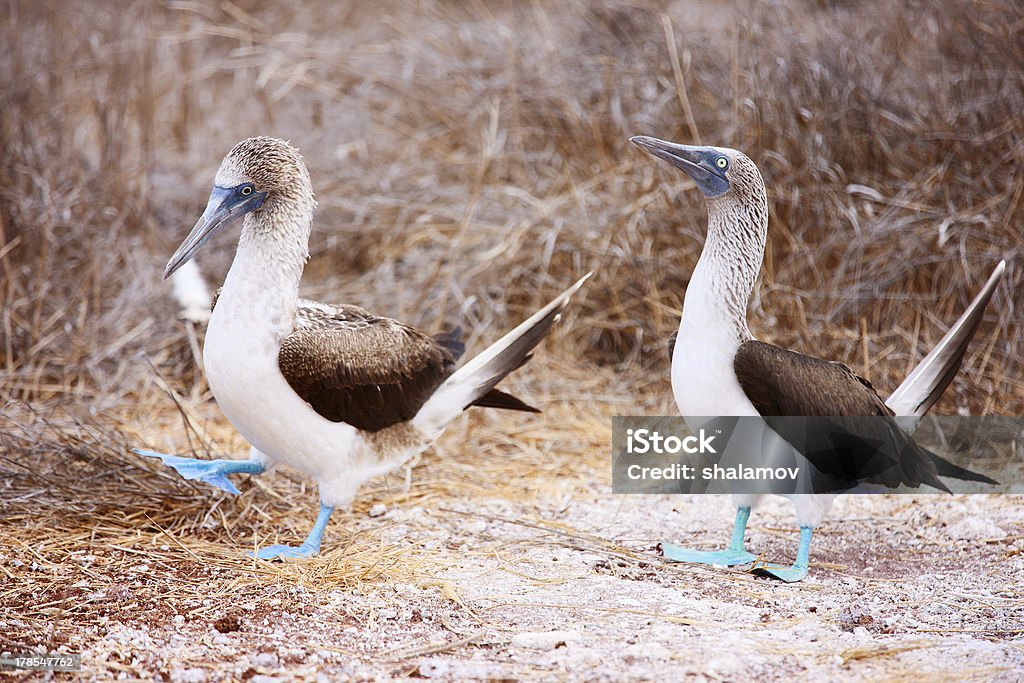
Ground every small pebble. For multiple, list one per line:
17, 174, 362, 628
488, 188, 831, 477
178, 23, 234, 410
170, 668, 207, 683
945, 517, 1007, 541
417, 660, 450, 678
253, 652, 279, 668
510, 630, 582, 650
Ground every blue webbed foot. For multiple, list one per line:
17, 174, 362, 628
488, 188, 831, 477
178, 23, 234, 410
752, 526, 814, 583
753, 562, 809, 583
250, 503, 335, 561
133, 449, 264, 495
661, 543, 757, 566
662, 505, 756, 567
249, 543, 319, 560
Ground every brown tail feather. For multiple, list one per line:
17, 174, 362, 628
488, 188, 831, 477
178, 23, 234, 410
470, 388, 540, 413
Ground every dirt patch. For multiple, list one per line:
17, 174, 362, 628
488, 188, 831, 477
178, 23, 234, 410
2, 405, 1021, 680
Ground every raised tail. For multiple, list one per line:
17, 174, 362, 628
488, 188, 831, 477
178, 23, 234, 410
412, 274, 591, 436
434, 328, 539, 413
887, 260, 1005, 430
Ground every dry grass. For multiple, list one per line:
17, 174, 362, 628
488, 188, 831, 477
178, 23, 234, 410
2, 0, 1021, 412
1, 0, 1023, 678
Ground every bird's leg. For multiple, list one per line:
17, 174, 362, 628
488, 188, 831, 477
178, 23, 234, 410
133, 449, 265, 495
753, 526, 813, 583
250, 503, 335, 561
662, 505, 757, 566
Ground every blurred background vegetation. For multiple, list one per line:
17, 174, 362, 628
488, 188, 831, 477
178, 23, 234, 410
1, 0, 1021, 421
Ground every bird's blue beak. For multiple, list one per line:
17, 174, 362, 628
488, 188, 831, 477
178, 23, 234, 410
163, 184, 267, 279
630, 136, 730, 198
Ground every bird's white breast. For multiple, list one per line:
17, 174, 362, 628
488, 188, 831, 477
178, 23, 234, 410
673, 260, 770, 513
671, 282, 759, 419
201, 245, 383, 507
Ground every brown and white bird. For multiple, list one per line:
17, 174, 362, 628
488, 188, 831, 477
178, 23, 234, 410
136, 136, 588, 559
631, 135, 1003, 581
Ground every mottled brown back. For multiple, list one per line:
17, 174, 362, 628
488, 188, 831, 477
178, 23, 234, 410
733, 340, 891, 418
274, 301, 538, 432
733, 340, 951, 490
278, 304, 457, 432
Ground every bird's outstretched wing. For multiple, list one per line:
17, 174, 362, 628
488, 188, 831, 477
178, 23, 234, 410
732, 340, 950, 491
886, 260, 1005, 422
278, 302, 457, 432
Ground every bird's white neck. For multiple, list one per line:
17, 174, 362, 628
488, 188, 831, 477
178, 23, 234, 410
217, 197, 314, 343
672, 192, 768, 418
679, 195, 768, 348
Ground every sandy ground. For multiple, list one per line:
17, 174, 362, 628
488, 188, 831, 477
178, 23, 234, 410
5, 439, 1021, 682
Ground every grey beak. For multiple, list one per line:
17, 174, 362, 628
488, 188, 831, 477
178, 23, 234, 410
163, 186, 266, 280
630, 136, 730, 198
630, 136, 705, 172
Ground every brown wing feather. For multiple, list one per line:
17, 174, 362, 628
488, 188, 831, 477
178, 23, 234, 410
733, 340, 891, 417
279, 304, 456, 432
733, 340, 948, 490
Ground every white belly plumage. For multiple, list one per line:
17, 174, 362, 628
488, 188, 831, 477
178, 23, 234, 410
203, 301, 399, 507
671, 337, 758, 419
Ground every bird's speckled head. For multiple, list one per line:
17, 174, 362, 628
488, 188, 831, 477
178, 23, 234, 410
630, 136, 765, 204
215, 136, 312, 201
163, 137, 316, 279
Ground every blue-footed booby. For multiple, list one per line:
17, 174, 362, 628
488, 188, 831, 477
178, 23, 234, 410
136, 136, 589, 559
630, 134, 1004, 582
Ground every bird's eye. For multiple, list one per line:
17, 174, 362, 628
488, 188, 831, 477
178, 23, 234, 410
715, 157, 728, 169
241, 185, 253, 196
